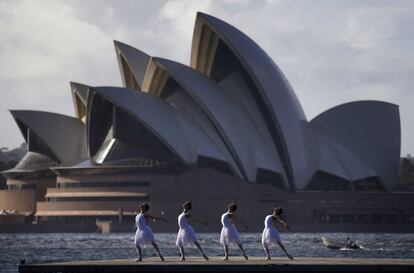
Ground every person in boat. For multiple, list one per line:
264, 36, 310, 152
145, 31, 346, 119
262, 207, 294, 260
134, 203, 167, 262
346, 237, 359, 249
176, 201, 209, 261
220, 203, 249, 260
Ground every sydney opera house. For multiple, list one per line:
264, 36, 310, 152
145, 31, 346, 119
1, 13, 413, 232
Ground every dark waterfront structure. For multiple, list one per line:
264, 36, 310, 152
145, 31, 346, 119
18, 257, 414, 273
1, 13, 412, 232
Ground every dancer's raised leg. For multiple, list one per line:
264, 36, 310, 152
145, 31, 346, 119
236, 242, 248, 260
194, 241, 208, 261
151, 242, 164, 261
277, 242, 293, 260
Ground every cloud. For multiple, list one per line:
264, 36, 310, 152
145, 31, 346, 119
0, 0, 122, 147
0, 0, 413, 155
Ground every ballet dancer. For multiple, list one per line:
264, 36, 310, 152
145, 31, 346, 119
176, 201, 209, 261
262, 207, 293, 260
220, 203, 248, 260
134, 203, 167, 262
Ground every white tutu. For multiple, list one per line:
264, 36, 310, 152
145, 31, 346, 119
220, 212, 241, 246
262, 227, 281, 246
176, 226, 197, 246
134, 213, 155, 246
262, 215, 281, 247
176, 212, 197, 246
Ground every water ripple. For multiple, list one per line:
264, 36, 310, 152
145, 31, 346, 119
0, 232, 413, 272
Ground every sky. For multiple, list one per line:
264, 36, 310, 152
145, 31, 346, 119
0, 0, 413, 155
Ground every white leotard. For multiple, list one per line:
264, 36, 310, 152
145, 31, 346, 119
220, 212, 240, 246
134, 213, 155, 246
262, 215, 281, 247
176, 212, 197, 246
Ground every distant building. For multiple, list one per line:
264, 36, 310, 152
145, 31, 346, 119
400, 156, 414, 190
0, 143, 26, 189
1, 13, 412, 232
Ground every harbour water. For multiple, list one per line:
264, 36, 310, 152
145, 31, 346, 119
1, 233, 414, 272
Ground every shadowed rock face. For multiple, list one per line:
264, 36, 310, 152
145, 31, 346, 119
4, 12, 401, 192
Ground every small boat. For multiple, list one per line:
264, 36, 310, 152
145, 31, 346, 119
321, 236, 360, 249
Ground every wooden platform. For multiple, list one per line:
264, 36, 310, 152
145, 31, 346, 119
18, 257, 414, 272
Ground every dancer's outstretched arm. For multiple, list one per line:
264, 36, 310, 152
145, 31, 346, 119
230, 214, 249, 229
145, 214, 168, 222
273, 216, 289, 231
188, 214, 208, 225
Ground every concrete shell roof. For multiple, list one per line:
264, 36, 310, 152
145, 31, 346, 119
6, 13, 401, 191
10, 110, 87, 163
191, 12, 318, 189
1, 152, 57, 176
88, 87, 236, 172
114, 40, 151, 90
70, 82, 89, 105
70, 82, 90, 120
15, 152, 57, 171
219, 72, 280, 153
145, 57, 287, 185
155, 87, 244, 179
310, 101, 400, 190
313, 130, 377, 182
